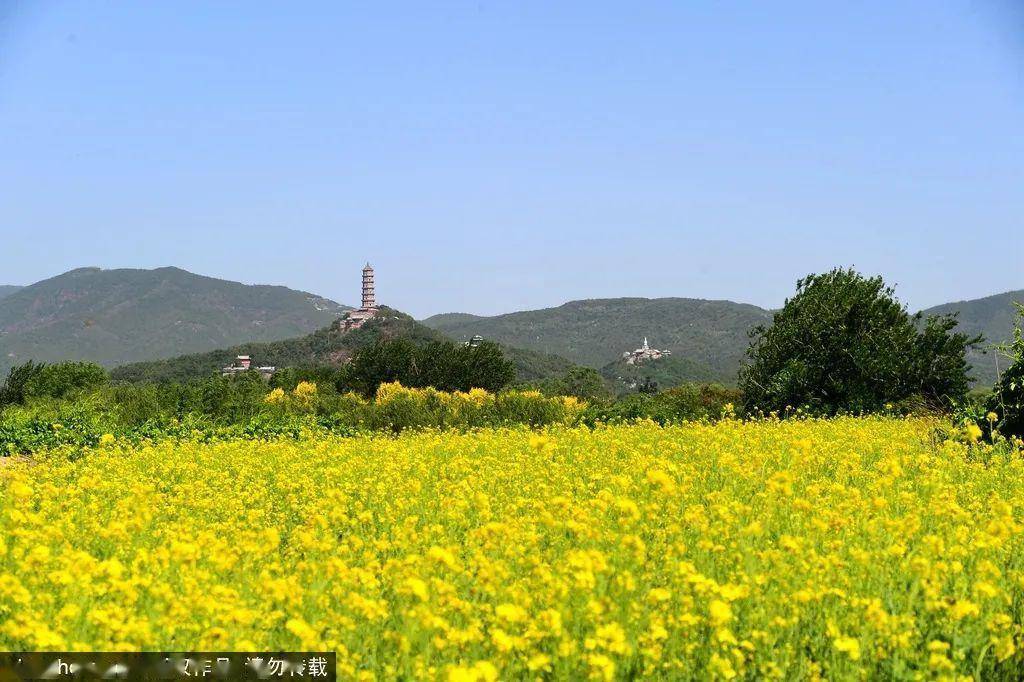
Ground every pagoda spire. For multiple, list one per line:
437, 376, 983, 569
361, 263, 376, 309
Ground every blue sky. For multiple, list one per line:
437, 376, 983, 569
1, 1, 1022, 317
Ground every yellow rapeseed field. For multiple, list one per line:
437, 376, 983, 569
2, 418, 1024, 680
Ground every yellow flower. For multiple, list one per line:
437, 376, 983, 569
587, 654, 615, 681
708, 652, 737, 679
646, 587, 672, 604
427, 546, 459, 570
834, 636, 861, 661
1, 414, 1019, 677
8, 480, 33, 498
293, 381, 318, 403
403, 577, 429, 602
447, 661, 498, 682
494, 603, 527, 624
526, 654, 551, 672
529, 434, 553, 452
950, 600, 980, 620
285, 618, 319, 646
708, 600, 732, 627
646, 469, 676, 493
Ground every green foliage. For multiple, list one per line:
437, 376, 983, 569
581, 383, 741, 426
0, 378, 575, 455
347, 339, 516, 396
740, 269, 980, 415
25, 362, 108, 399
3, 366, 743, 457
987, 303, 1024, 438
269, 365, 350, 392
0, 360, 108, 410
0, 361, 45, 408
498, 345, 577, 382
534, 366, 613, 403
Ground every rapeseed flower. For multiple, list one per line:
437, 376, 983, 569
0, 417, 1022, 677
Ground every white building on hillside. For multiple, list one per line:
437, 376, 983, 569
622, 337, 671, 365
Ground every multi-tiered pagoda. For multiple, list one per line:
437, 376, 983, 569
343, 263, 379, 331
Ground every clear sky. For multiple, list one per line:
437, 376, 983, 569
2, 1, 1022, 317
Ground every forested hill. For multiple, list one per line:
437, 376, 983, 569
922, 289, 1024, 386
111, 307, 576, 383
0, 267, 349, 373
423, 297, 773, 383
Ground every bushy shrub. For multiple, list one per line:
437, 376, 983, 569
367, 382, 584, 433
348, 339, 515, 396
270, 365, 350, 393
581, 383, 741, 425
0, 361, 45, 408
534, 366, 613, 403
0, 391, 119, 454
25, 362, 108, 400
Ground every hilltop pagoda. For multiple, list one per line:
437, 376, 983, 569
343, 263, 379, 331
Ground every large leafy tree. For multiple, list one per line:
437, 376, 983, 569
740, 268, 979, 414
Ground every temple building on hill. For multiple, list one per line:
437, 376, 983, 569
342, 263, 380, 331
222, 355, 276, 379
622, 337, 671, 365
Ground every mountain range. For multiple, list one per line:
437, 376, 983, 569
1, 267, 1021, 388
0, 267, 348, 373
425, 291, 1024, 387
922, 291, 1024, 386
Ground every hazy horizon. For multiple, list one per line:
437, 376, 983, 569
3, 2, 1023, 318
3, 262, 1022, 320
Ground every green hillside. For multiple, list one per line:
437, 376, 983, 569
922, 289, 1024, 386
0, 286, 21, 301
0, 267, 349, 373
502, 346, 576, 382
423, 297, 773, 383
111, 306, 576, 384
